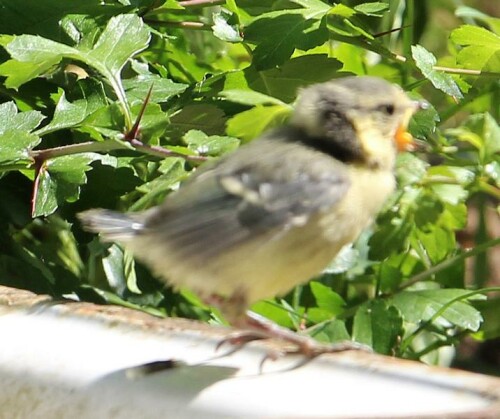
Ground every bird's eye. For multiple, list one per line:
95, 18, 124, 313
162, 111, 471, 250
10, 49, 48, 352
379, 104, 395, 115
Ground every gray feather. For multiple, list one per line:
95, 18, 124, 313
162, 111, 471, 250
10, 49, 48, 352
78, 209, 144, 242
141, 133, 350, 260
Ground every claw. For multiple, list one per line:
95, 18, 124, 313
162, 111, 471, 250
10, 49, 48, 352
217, 310, 372, 364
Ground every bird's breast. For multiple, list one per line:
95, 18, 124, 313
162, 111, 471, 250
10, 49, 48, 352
320, 165, 395, 244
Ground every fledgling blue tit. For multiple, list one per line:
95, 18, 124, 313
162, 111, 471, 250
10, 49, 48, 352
79, 76, 420, 350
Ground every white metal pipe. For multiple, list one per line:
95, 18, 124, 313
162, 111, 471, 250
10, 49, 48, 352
1, 286, 499, 418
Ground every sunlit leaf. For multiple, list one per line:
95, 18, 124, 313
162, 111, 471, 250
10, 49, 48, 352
412, 45, 463, 98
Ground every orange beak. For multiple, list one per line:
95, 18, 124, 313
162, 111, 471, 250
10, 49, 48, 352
395, 125, 415, 152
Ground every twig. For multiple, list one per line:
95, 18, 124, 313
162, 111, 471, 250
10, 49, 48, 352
145, 19, 210, 30
29, 139, 207, 164
178, 0, 225, 7
398, 237, 500, 291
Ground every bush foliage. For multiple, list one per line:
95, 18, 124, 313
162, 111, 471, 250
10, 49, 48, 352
0, 0, 498, 364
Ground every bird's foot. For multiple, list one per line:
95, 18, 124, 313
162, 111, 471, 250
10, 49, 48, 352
217, 310, 371, 361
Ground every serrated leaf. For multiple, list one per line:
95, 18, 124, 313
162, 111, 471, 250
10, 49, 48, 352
455, 7, 500, 35
131, 158, 186, 210
0, 102, 44, 167
353, 300, 403, 354
309, 318, 351, 343
212, 11, 242, 42
396, 153, 429, 186
32, 153, 117, 217
414, 226, 456, 263
0, 35, 80, 89
245, 7, 329, 70
167, 104, 227, 141
87, 14, 150, 77
226, 104, 290, 142
0, 131, 40, 167
220, 89, 286, 106
129, 102, 170, 144
354, 2, 390, 17
0, 0, 130, 42
451, 25, 500, 47
123, 75, 188, 105
408, 100, 439, 139
183, 130, 240, 156
411, 45, 463, 99
245, 12, 307, 70
102, 245, 140, 295
310, 281, 346, 316
0, 102, 45, 134
0, 14, 150, 91
289, 0, 331, 13
36, 87, 107, 136
391, 289, 484, 331
324, 244, 358, 274
327, 4, 373, 38
251, 300, 295, 328
240, 54, 343, 103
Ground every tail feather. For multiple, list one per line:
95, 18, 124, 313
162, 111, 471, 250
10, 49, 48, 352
78, 209, 144, 242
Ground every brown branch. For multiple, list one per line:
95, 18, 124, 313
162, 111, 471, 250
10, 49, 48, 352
29, 139, 207, 165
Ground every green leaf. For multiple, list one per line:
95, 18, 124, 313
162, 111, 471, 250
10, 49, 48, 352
354, 2, 390, 17
474, 297, 500, 340
414, 226, 456, 264
131, 158, 187, 211
240, 55, 343, 103
353, 300, 403, 354
101, 244, 136, 296
0, 0, 130, 42
0, 101, 45, 133
220, 89, 286, 106
0, 102, 44, 167
36, 86, 107, 135
167, 104, 227, 141
408, 100, 440, 139
310, 281, 346, 316
0, 14, 150, 120
245, 6, 329, 70
411, 45, 463, 99
309, 319, 351, 343
251, 300, 295, 328
451, 25, 500, 71
391, 289, 484, 331
123, 75, 188, 105
0, 35, 80, 89
226, 104, 290, 142
129, 102, 170, 144
245, 12, 308, 70
32, 153, 117, 217
396, 153, 429, 186
212, 11, 243, 42
183, 130, 240, 156
455, 7, 500, 35
327, 4, 373, 38
86, 14, 150, 78
0, 131, 40, 167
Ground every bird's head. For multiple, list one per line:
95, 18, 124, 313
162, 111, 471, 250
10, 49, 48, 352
290, 77, 422, 169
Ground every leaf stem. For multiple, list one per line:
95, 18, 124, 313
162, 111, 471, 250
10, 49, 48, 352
398, 237, 500, 291
144, 19, 210, 30
178, 0, 225, 7
478, 181, 500, 200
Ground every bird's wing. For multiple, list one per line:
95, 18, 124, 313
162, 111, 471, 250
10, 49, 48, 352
142, 137, 350, 258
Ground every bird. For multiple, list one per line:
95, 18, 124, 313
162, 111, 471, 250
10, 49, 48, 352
79, 76, 421, 354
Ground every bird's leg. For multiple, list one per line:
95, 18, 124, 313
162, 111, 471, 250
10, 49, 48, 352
242, 311, 370, 357
212, 290, 370, 358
